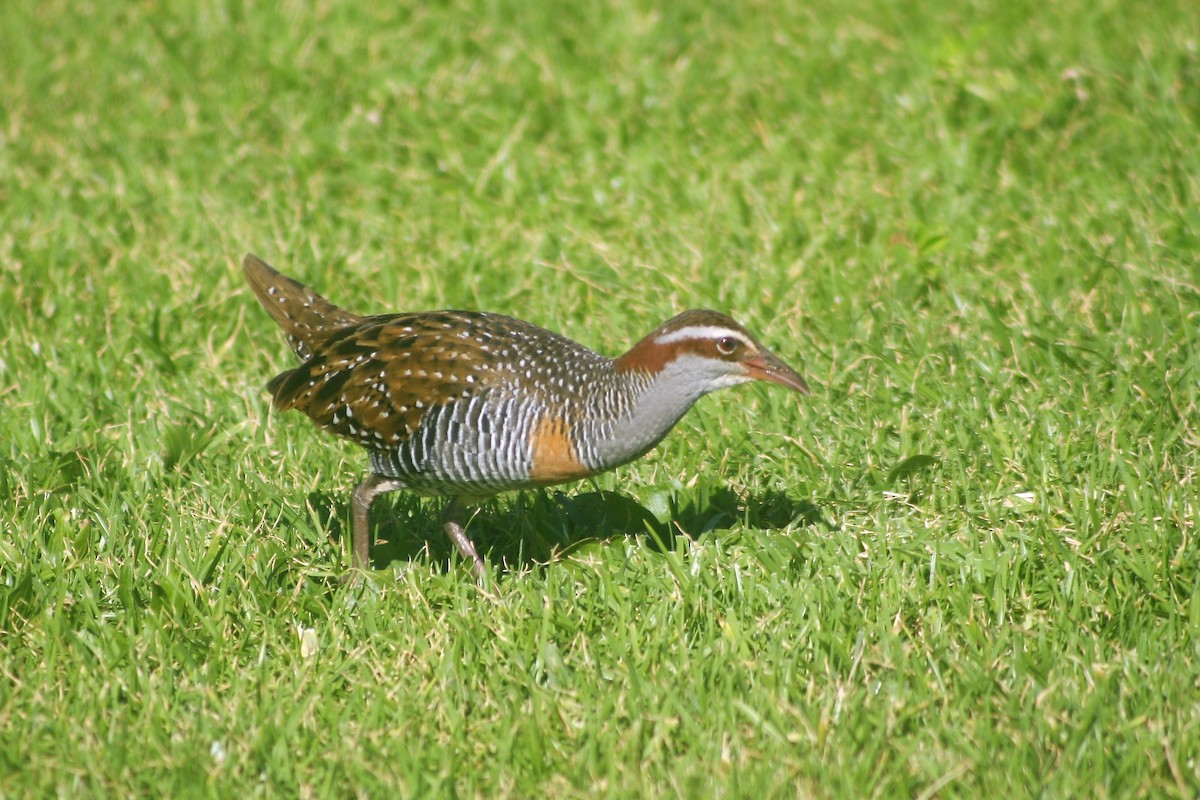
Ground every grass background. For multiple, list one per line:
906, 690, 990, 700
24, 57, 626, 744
2, 0, 1198, 796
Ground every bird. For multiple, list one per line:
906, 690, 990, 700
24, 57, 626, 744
243, 253, 809, 576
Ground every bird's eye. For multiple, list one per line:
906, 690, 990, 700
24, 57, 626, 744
716, 337, 739, 355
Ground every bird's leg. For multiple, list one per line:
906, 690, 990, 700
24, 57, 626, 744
350, 474, 404, 570
441, 496, 487, 577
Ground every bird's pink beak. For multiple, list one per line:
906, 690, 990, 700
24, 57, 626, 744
745, 352, 810, 394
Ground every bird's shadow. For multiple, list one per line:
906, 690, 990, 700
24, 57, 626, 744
308, 483, 825, 576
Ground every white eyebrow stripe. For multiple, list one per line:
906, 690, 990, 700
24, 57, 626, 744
654, 325, 754, 346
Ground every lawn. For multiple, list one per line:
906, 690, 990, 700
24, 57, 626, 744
1, 0, 1198, 796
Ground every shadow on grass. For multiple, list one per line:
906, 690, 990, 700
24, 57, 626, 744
306, 483, 826, 577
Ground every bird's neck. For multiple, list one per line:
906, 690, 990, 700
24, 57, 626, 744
581, 353, 722, 471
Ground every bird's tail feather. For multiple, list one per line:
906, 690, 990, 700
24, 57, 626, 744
242, 254, 364, 361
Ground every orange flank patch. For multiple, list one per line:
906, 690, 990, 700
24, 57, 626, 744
529, 414, 589, 483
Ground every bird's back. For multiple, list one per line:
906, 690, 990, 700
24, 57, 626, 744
257, 296, 624, 494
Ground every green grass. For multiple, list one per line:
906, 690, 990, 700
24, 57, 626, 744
2, 0, 1198, 796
